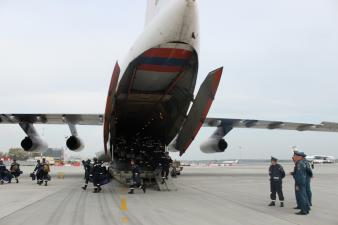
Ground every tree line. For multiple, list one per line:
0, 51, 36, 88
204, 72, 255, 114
0, 148, 29, 160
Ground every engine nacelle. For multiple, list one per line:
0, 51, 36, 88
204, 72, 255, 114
21, 136, 48, 152
66, 136, 84, 151
200, 138, 228, 153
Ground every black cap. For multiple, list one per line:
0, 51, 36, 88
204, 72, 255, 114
271, 156, 277, 161
294, 151, 306, 157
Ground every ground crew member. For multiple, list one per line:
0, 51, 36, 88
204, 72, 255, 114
305, 159, 313, 206
160, 152, 172, 182
0, 160, 7, 185
41, 158, 50, 186
81, 159, 91, 190
268, 157, 285, 207
10, 159, 21, 183
92, 158, 102, 193
292, 151, 311, 215
291, 158, 300, 210
34, 160, 43, 185
128, 159, 146, 194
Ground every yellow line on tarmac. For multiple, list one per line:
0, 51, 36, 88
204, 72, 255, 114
120, 197, 128, 211
120, 216, 129, 223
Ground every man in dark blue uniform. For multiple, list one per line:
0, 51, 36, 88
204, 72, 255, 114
41, 158, 50, 186
160, 152, 173, 183
92, 158, 102, 193
10, 159, 21, 183
128, 159, 146, 194
305, 159, 313, 206
33, 160, 43, 185
0, 160, 7, 185
291, 157, 300, 209
81, 159, 91, 190
292, 151, 311, 215
268, 157, 285, 207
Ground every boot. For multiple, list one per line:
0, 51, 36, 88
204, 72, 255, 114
16, 179, 19, 183
93, 188, 98, 193
280, 202, 284, 207
128, 189, 134, 194
268, 201, 275, 206
45, 181, 48, 186
295, 211, 308, 215
38, 181, 42, 185
97, 187, 102, 192
142, 185, 146, 193
82, 185, 87, 190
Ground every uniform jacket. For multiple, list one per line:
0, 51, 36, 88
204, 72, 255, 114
305, 160, 313, 178
91, 162, 101, 177
294, 160, 307, 186
10, 162, 20, 172
160, 155, 173, 168
34, 163, 42, 172
82, 161, 91, 177
269, 164, 285, 181
131, 164, 141, 182
0, 164, 6, 173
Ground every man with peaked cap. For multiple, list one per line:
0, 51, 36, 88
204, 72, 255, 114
268, 157, 285, 207
292, 151, 311, 215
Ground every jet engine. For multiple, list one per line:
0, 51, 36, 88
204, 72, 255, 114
21, 136, 48, 152
200, 137, 228, 153
200, 125, 233, 154
66, 136, 84, 151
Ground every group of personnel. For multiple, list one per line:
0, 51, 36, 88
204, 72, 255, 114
268, 151, 313, 215
0, 159, 22, 184
81, 151, 173, 194
81, 157, 110, 193
32, 158, 51, 186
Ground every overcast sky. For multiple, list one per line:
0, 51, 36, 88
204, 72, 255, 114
0, 0, 337, 160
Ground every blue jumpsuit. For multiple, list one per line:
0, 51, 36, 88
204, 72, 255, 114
292, 164, 300, 208
0, 164, 7, 183
305, 160, 313, 206
294, 160, 310, 213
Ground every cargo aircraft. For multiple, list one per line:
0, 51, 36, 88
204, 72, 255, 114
1, 0, 338, 172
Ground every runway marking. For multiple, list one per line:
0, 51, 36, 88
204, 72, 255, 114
120, 197, 128, 211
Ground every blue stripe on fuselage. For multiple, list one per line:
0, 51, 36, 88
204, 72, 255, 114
138, 57, 188, 66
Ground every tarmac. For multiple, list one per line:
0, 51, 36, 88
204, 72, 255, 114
0, 164, 337, 225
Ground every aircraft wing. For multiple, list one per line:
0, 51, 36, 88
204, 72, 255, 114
0, 114, 104, 125
203, 118, 338, 132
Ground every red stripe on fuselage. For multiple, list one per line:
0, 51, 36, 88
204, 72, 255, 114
143, 48, 193, 59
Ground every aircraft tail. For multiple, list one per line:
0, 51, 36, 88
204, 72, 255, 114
145, 0, 172, 26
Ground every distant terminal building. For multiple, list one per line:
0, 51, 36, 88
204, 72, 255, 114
29, 148, 64, 161
27, 148, 65, 165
